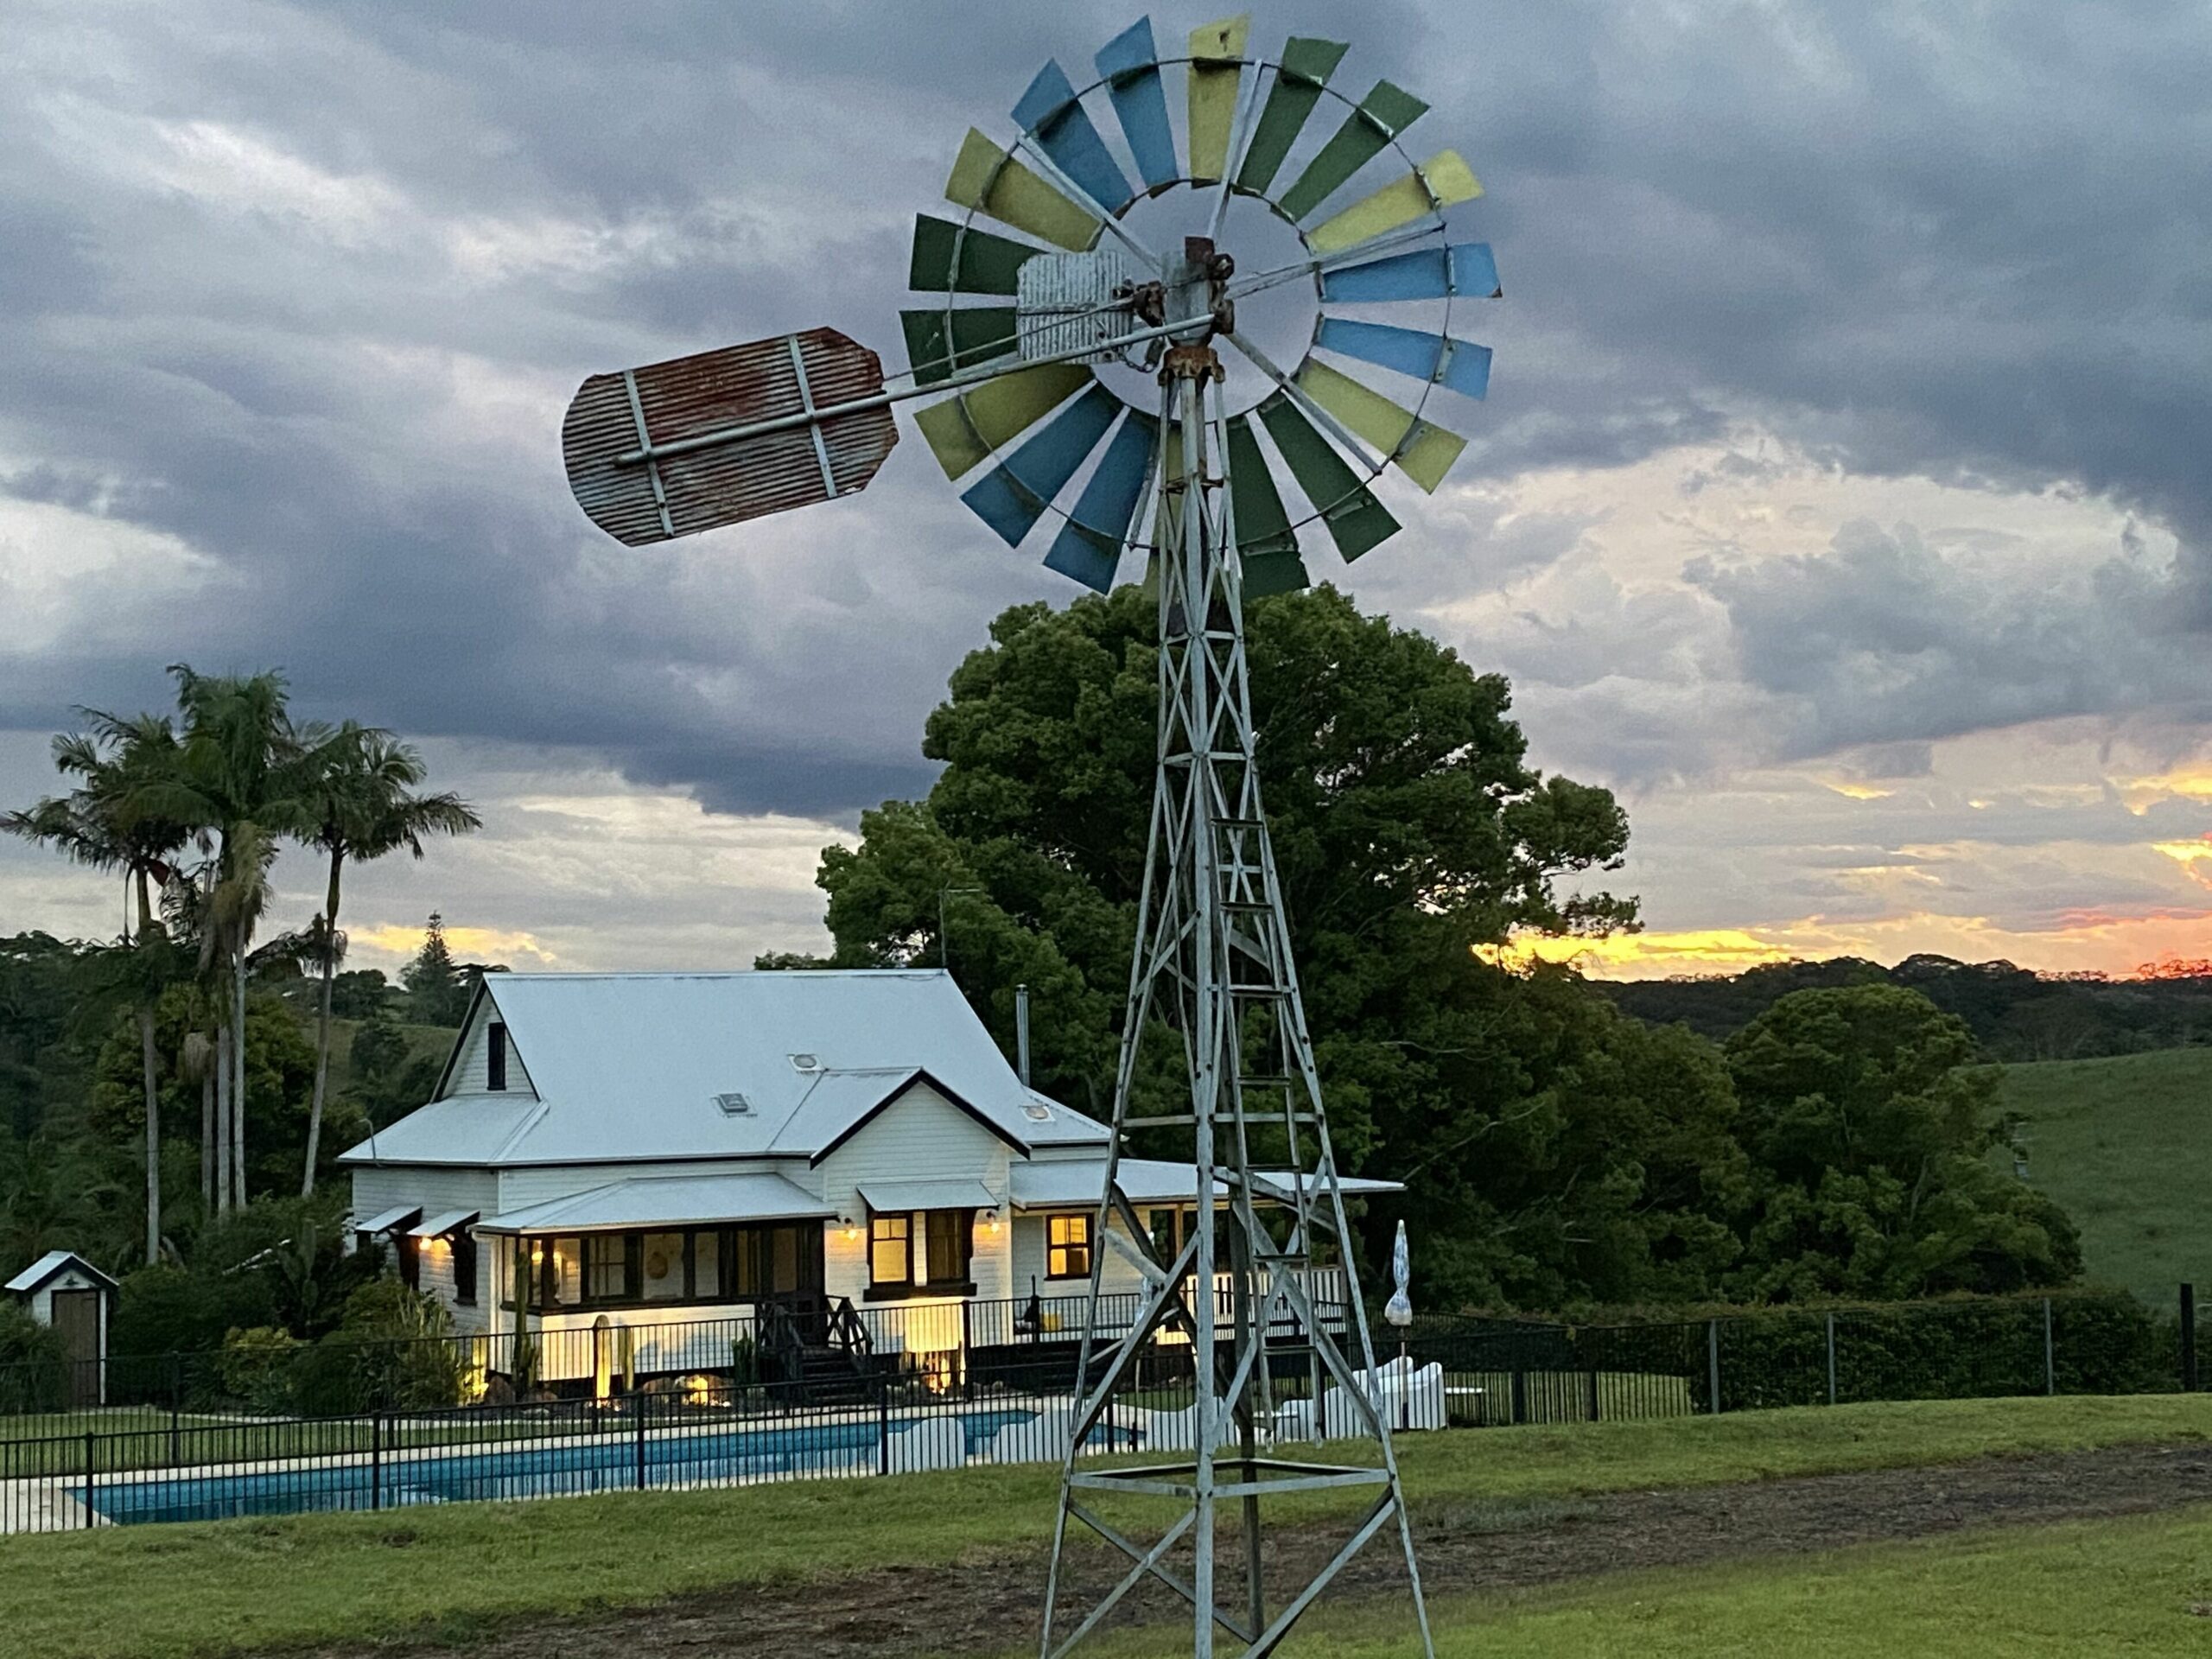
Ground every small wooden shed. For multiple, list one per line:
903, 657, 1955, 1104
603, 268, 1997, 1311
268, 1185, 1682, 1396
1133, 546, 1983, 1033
7, 1250, 118, 1407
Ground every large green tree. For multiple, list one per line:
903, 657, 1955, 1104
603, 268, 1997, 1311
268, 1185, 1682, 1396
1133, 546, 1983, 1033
791, 587, 1748, 1306
1723, 983, 2081, 1300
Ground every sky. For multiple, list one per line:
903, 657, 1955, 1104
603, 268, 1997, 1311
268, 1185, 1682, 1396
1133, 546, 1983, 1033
1, 0, 2209, 981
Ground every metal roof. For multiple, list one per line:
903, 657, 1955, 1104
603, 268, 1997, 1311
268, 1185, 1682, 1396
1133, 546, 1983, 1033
857, 1179, 998, 1214
409, 1210, 480, 1239
354, 1205, 423, 1235
5, 1249, 118, 1296
1009, 1160, 1404, 1210
477, 1173, 835, 1236
339, 969, 1108, 1168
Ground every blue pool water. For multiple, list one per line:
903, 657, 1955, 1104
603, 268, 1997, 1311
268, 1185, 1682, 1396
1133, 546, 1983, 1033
86, 1410, 1039, 1527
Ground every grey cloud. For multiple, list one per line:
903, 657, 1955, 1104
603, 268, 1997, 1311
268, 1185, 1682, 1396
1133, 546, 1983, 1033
1688, 516, 2210, 759
2, 0, 2209, 823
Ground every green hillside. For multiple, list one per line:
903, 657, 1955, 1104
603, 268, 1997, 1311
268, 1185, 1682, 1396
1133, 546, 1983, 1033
1996, 1046, 2212, 1306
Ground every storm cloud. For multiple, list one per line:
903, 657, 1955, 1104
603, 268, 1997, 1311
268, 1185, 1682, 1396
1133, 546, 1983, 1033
1, 1, 2206, 972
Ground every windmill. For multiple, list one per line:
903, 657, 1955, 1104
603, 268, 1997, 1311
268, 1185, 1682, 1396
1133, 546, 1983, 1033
560, 16, 1497, 1655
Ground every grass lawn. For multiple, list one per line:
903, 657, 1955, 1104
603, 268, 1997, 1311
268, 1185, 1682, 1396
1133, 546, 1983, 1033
1036, 1507, 2212, 1656
1994, 1046, 2212, 1304
1, 1394, 2206, 1659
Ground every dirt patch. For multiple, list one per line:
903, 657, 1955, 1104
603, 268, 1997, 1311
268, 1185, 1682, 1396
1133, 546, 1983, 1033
292, 1440, 2212, 1657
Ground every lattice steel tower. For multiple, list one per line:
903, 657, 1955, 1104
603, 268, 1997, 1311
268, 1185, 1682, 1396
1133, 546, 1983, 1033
557, 16, 1502, 1655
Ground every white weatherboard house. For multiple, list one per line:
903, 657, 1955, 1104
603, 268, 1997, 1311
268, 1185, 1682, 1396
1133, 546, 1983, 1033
341, 970, 1376, 1390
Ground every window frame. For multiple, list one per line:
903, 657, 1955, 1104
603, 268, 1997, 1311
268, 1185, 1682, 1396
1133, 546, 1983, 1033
868, 1211, 911, 1295
1046, 1213, 1091, 1281
450, 1230, 478, 1306
486, 1021, 508, 1092
505, 1222, 823, 1312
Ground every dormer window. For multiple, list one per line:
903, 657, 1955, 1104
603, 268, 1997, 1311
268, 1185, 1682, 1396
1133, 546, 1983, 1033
487, 1022, 508, 1092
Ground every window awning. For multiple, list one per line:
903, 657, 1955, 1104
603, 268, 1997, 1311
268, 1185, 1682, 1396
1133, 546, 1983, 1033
355, 1205, 423, 1235
477, 1173, 836, 1236
857, 1179, 998, 1214
409, 1209, 480, 1239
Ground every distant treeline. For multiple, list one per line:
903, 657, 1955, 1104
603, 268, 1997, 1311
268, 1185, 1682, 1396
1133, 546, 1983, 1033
1604, 955, 2212, 1060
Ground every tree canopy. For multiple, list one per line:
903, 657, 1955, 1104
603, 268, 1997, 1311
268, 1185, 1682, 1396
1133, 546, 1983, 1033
1721, 984, 2081, 1301
784, 588, 2083, 1312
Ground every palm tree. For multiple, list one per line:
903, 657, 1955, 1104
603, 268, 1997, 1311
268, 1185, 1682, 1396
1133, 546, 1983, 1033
4, 713, 192, 1263
298, 728, 480, 1193
141, 667, 346, 1213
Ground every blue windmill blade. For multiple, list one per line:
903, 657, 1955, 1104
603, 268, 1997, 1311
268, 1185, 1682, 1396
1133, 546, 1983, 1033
1316, 317, 1492, 401
1095, 18, 1179, 193
1319, 242, 1501, 304
1014, 60, 1135, 213
961, 382, 1123, 548
1045, 410, 1156, 590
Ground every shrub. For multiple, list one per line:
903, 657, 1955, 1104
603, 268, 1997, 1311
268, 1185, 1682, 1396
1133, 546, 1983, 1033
217, 1325, 302, 1414
292, 1281, 469, 1415
1685, 1288, 2172, 1411
0, 1304, 69, 1414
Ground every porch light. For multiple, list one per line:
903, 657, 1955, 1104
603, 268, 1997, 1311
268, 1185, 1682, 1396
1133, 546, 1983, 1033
983, 1209, 1002, 1233
840, 1215, 860, 1241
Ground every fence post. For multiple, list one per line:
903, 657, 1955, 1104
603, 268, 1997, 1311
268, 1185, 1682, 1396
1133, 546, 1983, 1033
1707, 1319, 1722, 1415
2044, 1298, 2056, 1395
635, 1392, 648, 1491
878, 1380, 891, 1477
1509, 1366, 1528, 1427
370, 1411, 381, 1513
1586, 1363, 1599, 1423
1826, 1313, 1837, 1407
2183, 1284, 2199, 1393
169, 1392, 181, 1467
83, 1429, 94, 1528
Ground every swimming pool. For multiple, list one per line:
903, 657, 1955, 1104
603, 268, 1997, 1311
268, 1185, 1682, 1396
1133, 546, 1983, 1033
86, 1409, 1039, 1527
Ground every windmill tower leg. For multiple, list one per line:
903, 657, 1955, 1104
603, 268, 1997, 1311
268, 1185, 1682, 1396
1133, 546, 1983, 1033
1039, 344, 1435, 1659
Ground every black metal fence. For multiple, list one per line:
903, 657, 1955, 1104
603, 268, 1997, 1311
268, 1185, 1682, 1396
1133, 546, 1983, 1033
0, 1283, 1355, 1441
1, 1287, 2204, 1535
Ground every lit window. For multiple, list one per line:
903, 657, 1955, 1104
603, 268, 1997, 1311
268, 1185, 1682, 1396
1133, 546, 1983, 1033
870, 1214, 910, 1287
1047, 1214, 1090, 1281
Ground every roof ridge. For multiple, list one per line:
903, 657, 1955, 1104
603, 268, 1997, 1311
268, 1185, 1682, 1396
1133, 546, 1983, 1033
489, 969, 952, 982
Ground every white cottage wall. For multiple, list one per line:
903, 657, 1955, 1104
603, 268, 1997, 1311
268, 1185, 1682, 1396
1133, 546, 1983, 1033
814, 1082, 1014, 1307
348, 1164, 501, 1335
443, 1006, 537, 1098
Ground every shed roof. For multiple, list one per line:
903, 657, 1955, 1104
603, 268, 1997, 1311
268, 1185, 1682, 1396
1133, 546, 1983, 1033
5, 1249, 118, 1296
340, 970, 1108, 1169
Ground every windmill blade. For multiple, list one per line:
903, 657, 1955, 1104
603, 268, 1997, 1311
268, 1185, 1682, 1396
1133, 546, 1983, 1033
914, 361, 1093, 479
899, 308, 1019, 386
1045, 410, 1157, 591
1319, 240, 1500, 303
1255, 392, 1400, 560
1306, 151, 1481, 254
945, 130, 1100, 251
1296, 359, 1466, 493
1227, 415, 1311, 595
1014, 60, 1135, 213
561, 329, 894, 546
909, 215, 1046, 295
1094, 18, 1179, 193
1235, 36, 1349, 197
1275, 81, 1429, 223
1186, 15, 1251, 184
961, 380, 1122, 545
1316, 317, 1492, 401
